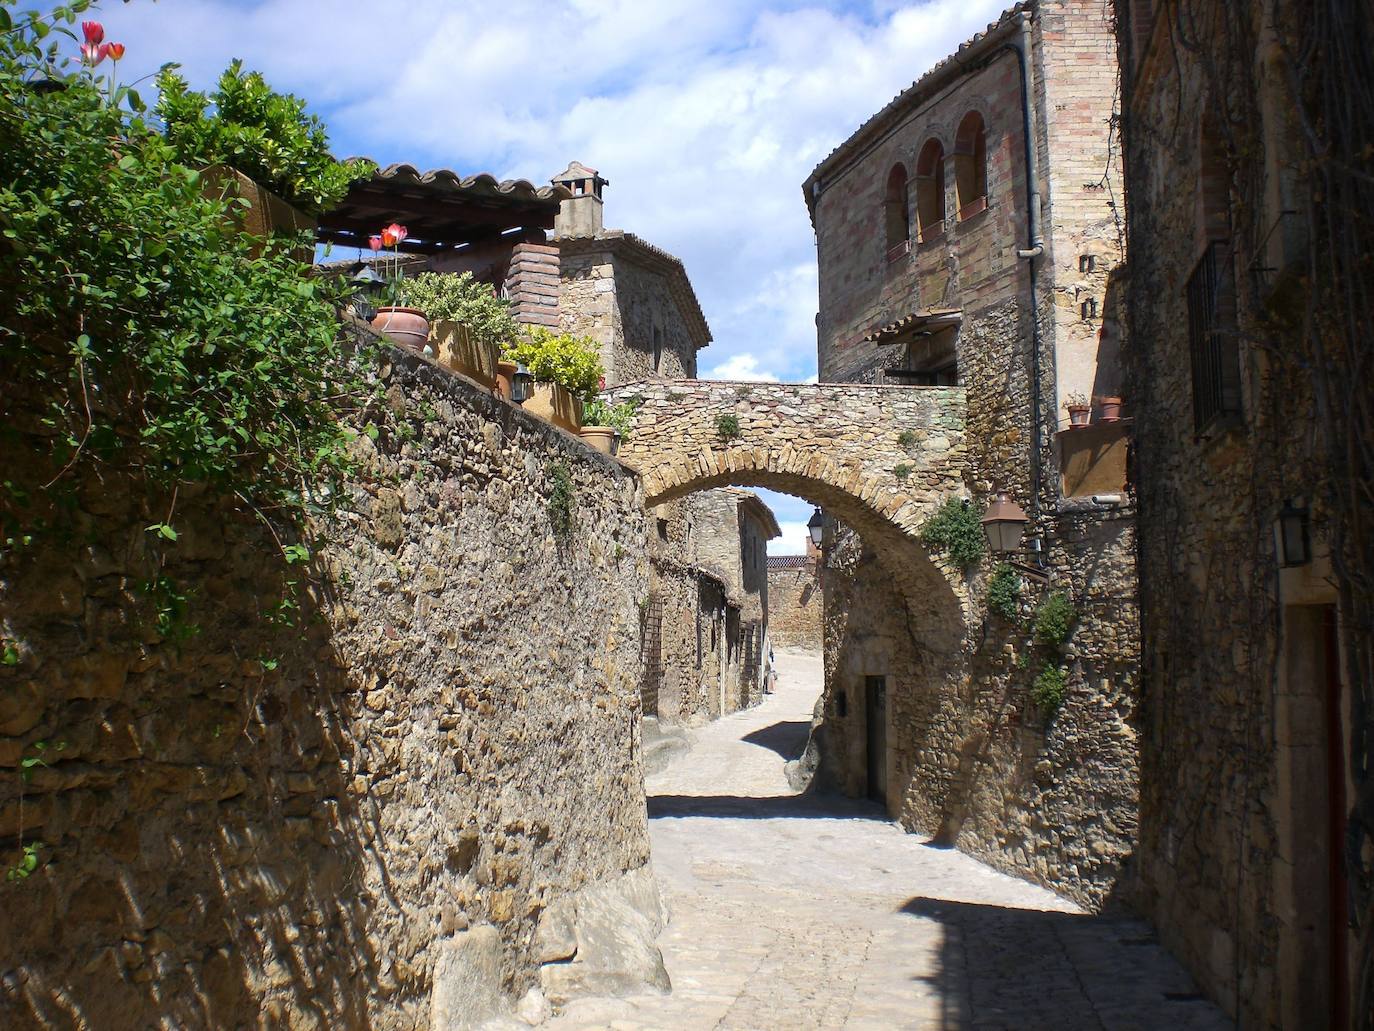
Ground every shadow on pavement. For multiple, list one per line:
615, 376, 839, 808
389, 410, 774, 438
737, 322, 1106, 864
739, 719, 811, 760
897, 896, 1229, 1030
647, 791, 887, 821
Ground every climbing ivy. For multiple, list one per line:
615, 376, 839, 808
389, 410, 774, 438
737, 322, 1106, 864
1033, 591, 1076, 649
546, 461, 575, 541
0, 3, 370, 538
986, 563, 1021, 620
1031, 665, 1067, 716
920, 498, 985, 569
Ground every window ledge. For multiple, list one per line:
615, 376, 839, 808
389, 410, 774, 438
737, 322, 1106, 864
885, 239, 912, 263
957, 196, 989, 222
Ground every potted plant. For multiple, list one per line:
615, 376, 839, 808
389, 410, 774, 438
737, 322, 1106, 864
503, 328, 604, 434
394, 272, 519, 388
1096, 395, 1124, 422
1063, 391, 1090, 428
156, 61, 374, 251
365, 224, 429, 351
581, 396, 638, 455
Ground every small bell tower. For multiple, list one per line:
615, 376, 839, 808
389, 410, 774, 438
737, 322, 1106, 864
551, 161, 608, 238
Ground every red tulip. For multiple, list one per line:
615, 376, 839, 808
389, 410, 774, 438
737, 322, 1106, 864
81, 21, 103, 44
80, 42, 107, 65
381, 223, 407, 247
106, 42, 125, 61
368, 235, 383, 251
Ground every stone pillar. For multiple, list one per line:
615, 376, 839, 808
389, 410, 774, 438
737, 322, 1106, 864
505, 242, 561, 329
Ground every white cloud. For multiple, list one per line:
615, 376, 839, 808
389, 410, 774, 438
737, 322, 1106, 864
773, 521, 812, 556
110, 0, 1010, 378
703, 353, 781, 382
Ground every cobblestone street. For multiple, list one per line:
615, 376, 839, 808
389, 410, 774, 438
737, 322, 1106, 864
549, 649, 1230, 1030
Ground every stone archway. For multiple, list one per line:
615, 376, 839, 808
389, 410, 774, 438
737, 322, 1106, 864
604, 378, 975, 811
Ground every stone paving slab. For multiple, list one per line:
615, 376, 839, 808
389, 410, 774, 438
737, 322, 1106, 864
544, 649, 1231, 1030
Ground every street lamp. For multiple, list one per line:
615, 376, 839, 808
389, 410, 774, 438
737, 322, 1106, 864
510, 363, 535, 405
807, 508, 824, 548
981, 492, 1030, 554
1276, 499, 1311, 567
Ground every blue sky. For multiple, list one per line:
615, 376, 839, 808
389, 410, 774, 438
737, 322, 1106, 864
94, 0, 1008, 549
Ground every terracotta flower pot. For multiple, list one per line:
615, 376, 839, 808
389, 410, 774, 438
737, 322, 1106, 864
370, 307, 430, 352
433, 320, 499, 388
524, 382, 583, 434
579, 426, 616, 454
496, 359, 518, 401
1066, 404, 1091, 428
1096, 396, 1124, 422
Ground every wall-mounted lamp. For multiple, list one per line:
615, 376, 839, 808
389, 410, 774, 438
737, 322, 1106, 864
1276, 499, 1311, 567
981, 492, 1030, 554
510, 363, 535, 405
807, 508, 824, 549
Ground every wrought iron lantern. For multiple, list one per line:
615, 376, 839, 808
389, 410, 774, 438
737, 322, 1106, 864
1276, 499, 1311, 567
981, 492, 1030, 554
348, 264, 386, 322
807, 508, 824, 548
510, 363, 535, 405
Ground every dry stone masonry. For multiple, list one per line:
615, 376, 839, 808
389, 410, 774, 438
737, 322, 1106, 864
0, 342, 665, 1029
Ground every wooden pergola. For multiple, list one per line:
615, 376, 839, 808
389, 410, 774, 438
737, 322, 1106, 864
315, 164, 570, 255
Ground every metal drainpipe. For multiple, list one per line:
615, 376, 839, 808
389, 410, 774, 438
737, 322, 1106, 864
1004, 11, 1046, 523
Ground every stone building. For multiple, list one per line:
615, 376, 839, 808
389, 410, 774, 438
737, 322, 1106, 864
767, 548, 823, 652
640, 489, 780, 724
552, 164, 783, 726
552, 161, 710, 382
1114, 0, 1367, 1024
799, 0, 1141, 907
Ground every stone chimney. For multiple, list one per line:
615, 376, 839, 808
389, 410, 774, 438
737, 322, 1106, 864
551, 161, 608, 238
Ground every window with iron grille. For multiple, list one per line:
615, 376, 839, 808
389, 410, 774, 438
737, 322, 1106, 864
1186, 240, 1240, 433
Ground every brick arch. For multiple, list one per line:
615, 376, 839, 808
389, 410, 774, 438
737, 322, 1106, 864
602, 378, 973, 645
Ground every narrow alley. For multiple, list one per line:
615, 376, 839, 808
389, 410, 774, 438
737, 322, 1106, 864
549, 650, 1230, 1030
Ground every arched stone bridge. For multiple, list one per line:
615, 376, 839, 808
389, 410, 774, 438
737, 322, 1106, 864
601, 379, 971, 641
603, 379, 967, 529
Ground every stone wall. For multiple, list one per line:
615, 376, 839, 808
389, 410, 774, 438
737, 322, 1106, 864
812, 503, 1139, 910
0, 342, 662, 1029
767, 559, 822, 651
1116, 1, 1356, 1023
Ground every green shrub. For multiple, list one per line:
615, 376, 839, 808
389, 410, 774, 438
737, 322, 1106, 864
546, 461, 574, 540
395, 272, 520, 347
1031, 665, 1068, 715
893, 463, 912, 482
897, 429, 918, 450
716, 413, 741, 441
920, 497, 985, 569
1033, 591, 1076, 649
0, 10, 366, 526
986, 563, 1021, 620
583, 398, 639, 438
156, 60, 373, 216
504, 328, 604, 401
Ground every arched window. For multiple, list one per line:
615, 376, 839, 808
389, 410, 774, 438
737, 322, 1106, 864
915, 139, 946, 242
884, 164, 910, 256
954, 111, 988, 220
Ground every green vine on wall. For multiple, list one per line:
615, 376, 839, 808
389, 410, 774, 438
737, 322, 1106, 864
920, 497, 985, 569
1033, 591, 1076, 649
987, 563, 1022, 620
546, 461, 575, 541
